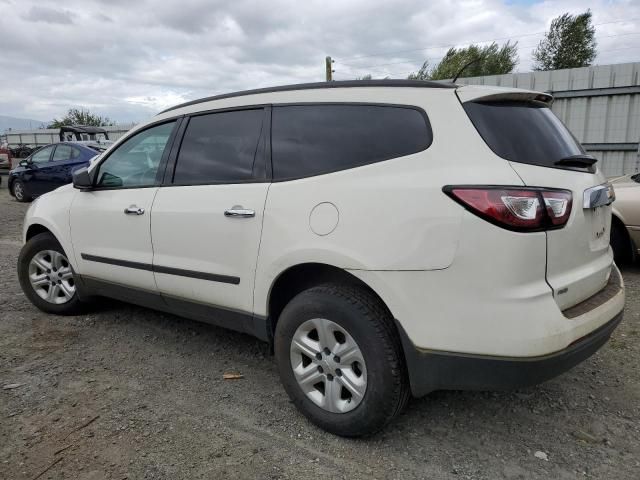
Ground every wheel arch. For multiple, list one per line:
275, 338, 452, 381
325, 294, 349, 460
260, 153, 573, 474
26, 223, 54, 242
23, 216, 77, 268
267, 262, 394, 338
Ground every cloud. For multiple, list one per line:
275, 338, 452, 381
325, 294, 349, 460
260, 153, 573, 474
1, 0, 638, 124
21, 6, 75, 24
94, 13, 113, 23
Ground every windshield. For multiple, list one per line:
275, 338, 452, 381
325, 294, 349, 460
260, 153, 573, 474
464, 100, 586, 170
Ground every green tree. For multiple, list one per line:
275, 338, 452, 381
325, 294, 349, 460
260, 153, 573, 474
532, 10, 597, 71
408, 41, 519, 80
407, 62, 431, 80
48, 108, 115, 128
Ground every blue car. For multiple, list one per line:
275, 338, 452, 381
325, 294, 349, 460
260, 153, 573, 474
8, 142, 102, 202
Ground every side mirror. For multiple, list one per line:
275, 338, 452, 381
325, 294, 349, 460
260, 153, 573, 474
19, 159, 30, 167
72, 167, 93, 190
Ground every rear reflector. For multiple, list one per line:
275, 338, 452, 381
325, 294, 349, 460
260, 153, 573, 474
443, 186, 572, 232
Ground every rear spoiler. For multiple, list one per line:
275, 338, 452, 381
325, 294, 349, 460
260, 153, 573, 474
456, 85, 553, 105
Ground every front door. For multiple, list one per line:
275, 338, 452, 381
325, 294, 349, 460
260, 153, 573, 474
69, 121, 178, 293
151, 108, 269, 315
24, 145, 55, 196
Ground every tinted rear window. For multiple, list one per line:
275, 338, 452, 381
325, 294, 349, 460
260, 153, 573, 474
272, 104, 432, 180
463, 101, 584, 168
174, 109, 264, 184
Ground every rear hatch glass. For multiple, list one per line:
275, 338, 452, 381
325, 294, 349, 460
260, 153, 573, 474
463, 100, 590, 172
464, 99, 612, 311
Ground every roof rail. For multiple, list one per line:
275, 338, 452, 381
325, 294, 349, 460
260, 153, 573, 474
159, 79, 457, 114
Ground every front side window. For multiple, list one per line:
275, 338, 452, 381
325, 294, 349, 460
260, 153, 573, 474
30, 146, 54, 164
173, 109, 265, 185
271, 104, 432, 180
52, 144, 81, 162
96, 121, 175, 188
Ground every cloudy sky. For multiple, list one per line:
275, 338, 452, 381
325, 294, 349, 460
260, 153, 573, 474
0, 0, 638, 125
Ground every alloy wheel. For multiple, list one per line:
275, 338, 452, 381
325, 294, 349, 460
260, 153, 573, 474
28, 250, 76, 304
13, 182, 24, 201
289, 318, 367, 413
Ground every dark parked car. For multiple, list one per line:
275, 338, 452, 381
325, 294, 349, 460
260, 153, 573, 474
8, 142, 102, 202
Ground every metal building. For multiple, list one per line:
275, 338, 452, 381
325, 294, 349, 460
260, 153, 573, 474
454, 62, 640, 177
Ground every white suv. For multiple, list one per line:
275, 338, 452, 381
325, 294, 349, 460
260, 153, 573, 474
17, 80, 625, 436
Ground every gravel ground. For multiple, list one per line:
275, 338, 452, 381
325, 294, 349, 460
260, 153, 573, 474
1, 180, 639, 480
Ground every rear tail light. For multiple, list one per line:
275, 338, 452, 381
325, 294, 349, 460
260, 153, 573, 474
443, 186, 572, 232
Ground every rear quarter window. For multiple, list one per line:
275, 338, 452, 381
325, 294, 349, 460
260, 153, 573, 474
272, 104, 432, 180
463, 101, 585, 169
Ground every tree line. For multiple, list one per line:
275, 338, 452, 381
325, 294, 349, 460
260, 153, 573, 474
373, 10, 598, 81
47, 108, 115, 129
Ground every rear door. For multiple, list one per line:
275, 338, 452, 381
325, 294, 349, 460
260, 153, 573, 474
460, 90, 613, 310
150, 107, 269, 316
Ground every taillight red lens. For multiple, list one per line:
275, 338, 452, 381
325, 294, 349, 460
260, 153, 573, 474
541, 190, 572, 226
444, 186, 572, 232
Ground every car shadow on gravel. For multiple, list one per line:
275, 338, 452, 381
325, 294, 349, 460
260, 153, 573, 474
87, 297, 272, 356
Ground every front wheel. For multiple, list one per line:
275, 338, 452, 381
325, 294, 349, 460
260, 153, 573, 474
12, 180, 31, 202
274, 284, 409, 437
18, 232, 85, 315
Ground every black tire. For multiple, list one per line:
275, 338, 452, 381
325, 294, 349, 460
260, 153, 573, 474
274, 283, 410, 437
17, 232, 85, 315
12, 180, 31, 202
611, 221, 632, 264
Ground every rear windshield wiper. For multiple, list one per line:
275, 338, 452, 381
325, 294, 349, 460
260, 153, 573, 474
554, 154, 597, 168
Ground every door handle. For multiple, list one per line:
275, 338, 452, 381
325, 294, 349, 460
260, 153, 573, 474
124, 205, 145, 215
224, 206, 255, 218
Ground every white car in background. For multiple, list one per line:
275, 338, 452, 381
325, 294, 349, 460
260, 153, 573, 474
611, 173, 640, 262
17, 80, 625, 436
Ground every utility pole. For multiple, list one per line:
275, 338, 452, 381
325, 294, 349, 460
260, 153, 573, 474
325, 56, 334, 81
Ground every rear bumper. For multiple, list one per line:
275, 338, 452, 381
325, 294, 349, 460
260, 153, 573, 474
398, 311, 623, 397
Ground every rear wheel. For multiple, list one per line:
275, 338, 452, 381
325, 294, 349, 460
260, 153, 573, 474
274, 283, 409, 437
12, 180, 30, 202
18, 233, 85, 315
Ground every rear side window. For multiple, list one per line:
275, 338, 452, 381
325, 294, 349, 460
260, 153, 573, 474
53, 144, 81, 162
463, 101, 585, 169
174, 109, 264, 184
272, 104, 432, 180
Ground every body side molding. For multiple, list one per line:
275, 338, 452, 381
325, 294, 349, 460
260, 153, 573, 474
80, 253, 240, 285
